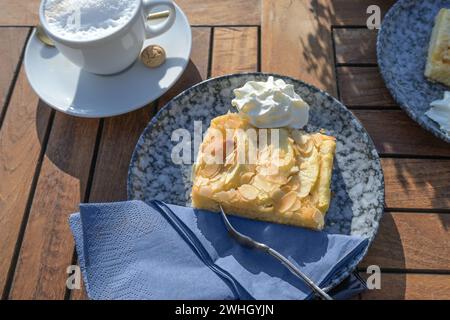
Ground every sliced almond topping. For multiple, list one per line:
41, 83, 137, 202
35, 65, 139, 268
282, 211, 294, 219
240, 172, 255, 184
225, 163, 241, 185
264, 174, 288, 185
287, 174, 301, 191
315, 212, 324, 226
290, 166, 300, 174
277, 191, 298, 213
198, 186, 213, 198
224, 149, 237, 166
311, 134, 323, 147
292, 131, 310, 145
300, 207, 325, 230
228, 190, 241, 204
238, 184, 260, 200
252, 175, 275, 193
290, 198, 302, 212
297, 148, 320, 197
258, 164, 279, 176
259, 205, 274, 214
214, 190, 235, 203
298, 139, 314, 155
310, 208, 325, 229
270, 189, 285, 202
202, 163, 221, 178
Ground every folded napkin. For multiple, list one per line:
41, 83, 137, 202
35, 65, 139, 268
69, 200, 368, 300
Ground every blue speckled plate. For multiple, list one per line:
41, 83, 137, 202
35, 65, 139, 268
127, 73, 385, 286
378, 0, 450, 143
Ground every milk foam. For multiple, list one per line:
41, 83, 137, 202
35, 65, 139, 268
44, 0, 139, 41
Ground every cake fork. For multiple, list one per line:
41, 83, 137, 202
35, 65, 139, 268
218, 205, 333, 300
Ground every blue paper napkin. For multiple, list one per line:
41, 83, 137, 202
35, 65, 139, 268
69, 200, 368, 300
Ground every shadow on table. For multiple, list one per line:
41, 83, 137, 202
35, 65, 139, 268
358, 213, 406, 300
358, 158, 449, 298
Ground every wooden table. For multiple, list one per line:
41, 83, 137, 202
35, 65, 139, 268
0, 0, 449, 300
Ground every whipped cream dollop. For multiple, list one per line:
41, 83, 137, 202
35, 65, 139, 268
425, 91, 450, 134
231, 76, 310, 129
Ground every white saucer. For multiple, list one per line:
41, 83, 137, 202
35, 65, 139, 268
24, 4, 191, 118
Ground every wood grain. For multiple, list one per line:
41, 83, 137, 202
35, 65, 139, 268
338, 67, 396, 107
331, 0, 396, 25
0, 28, 29, 117
211, 27, 258, 77
158, 27, 211, 109
0, 1, 40, 26
333, 28, 377, 64
8, 113, 99, 300
0, 67, 52, 297
382, 158, 450, 210
361, 212, 450, 271
72, 26, 258, 301
177, 0, 261, 26
353, 110, 450, 157
262, 0, 337, 96
0, 0, 261, 27
359, 273, 450, 300
69, 107, 154, 301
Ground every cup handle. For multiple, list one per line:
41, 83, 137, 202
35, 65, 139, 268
142, 0, 176, 38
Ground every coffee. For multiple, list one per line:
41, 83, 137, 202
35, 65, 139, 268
43, 0, 139, 41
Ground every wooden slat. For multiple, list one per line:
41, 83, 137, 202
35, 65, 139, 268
158, 27, 211, 109
0, 67, 52, 297
361, 212, 450, 271
211, 27, 258, 77
0, 28, 29, 116
353, 110, 450, 157
8, 113, 99, 300
262, 0, 337, 95
331, 0, 396, 25
88, 109, 154, 203
0, 0, 261, 27
337, 67, 396, 107
333, 28, 377, 64
177, 0, 261, 26
382, 158, 450, 210
358, 273, 450, 300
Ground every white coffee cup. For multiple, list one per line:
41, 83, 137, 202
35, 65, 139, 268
39, 0, 176, 75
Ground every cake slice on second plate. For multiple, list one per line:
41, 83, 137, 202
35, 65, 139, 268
425, 8, 450, 87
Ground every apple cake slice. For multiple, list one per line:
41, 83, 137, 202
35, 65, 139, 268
425, 8, 450, 87
191, 113, 336, 230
